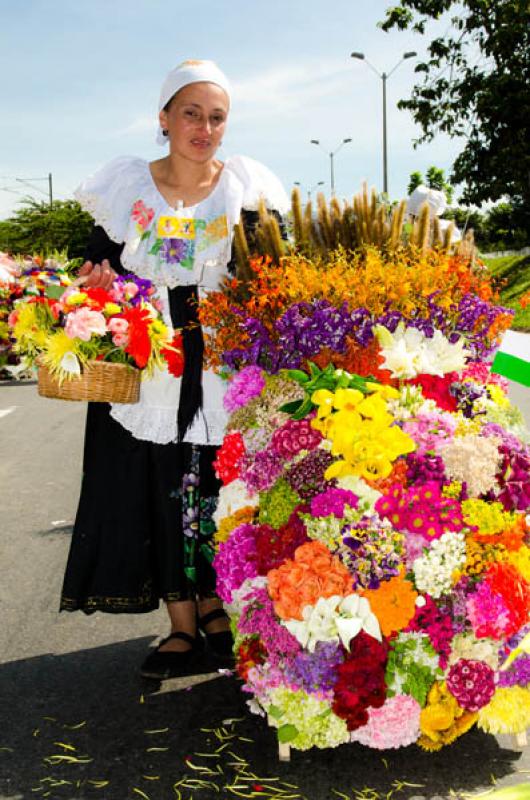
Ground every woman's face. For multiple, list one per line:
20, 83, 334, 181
159, 81, 229, 163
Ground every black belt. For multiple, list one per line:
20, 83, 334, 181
167, 284, 204, 442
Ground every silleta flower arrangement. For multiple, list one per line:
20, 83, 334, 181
1, 256, 73, 378
202, 196, 530, 755
9, 273, 183, 383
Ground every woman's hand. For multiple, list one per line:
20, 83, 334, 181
77, 259, 117, 290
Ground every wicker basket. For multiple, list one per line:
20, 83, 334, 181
38, 360, 140, 403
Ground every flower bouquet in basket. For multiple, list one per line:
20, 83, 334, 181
9, 273, 183, 402
199, 187, 530, 758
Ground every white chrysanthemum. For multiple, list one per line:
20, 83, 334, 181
213, 479, 258, 527
447, 632, 499, 670
412, 531, 466, 598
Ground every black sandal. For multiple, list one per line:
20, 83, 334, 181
140, 631, 203, 680
197, 608, 234, 660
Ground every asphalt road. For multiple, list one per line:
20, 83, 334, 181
1, 379, 529, 800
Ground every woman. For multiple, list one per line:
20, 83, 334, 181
60, 59, 289, 679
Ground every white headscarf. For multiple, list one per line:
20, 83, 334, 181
156, 59, 231, 146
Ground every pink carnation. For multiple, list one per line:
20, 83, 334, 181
108, 317, 129, 334
466, 581, 511, 639
350, 695, 421, 749
65, 307, 107, 341
112, 332, 129, 347
213, 523, 258, 603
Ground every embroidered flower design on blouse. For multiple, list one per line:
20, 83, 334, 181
130, 201, 230, 272
197, 214, 229, 253
131, 200, 155, 235
160, 238, 194, 267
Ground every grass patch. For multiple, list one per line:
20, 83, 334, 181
482, 254, 530, 331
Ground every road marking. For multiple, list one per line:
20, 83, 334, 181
0, 406, 16, 419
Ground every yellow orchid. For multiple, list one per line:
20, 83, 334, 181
332, 387, 364, 411
311, 388, 335, 418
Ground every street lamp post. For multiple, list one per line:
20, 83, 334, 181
294, 180, 325, 200
310, 139, 352, 196
351, 51, 416, 196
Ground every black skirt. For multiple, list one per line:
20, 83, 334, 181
60, 403, 221, 614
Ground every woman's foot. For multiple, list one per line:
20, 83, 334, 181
140, 631, 203, 680
197, 598, 234, 660
140, 599, 201, 679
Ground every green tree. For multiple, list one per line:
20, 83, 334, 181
381, 0, 530, 228
407, 170, 423, 195
0, 198, 93, 258
407, 166, 454, 203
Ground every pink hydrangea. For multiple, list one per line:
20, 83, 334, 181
65, 307, 107, 341
310, 487, 359, 518
350, 695, 421, 749
271, 417, 322, 460
446, 659, 495, 711
223, 366, 266, 412
213, 523, 259, 603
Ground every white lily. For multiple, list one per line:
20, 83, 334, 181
283, 593, 381, 653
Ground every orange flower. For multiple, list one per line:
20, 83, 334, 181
361, 570, 418, 637
267, 541, 353, 620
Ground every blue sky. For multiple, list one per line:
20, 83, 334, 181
0, 0, 463, 219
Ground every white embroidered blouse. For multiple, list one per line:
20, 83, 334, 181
74, 154, 289, 446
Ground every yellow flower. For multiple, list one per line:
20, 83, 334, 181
418, 681, 477, 751
311, 389, 335, 418
488, 384, 510, 408
104, 302, 121, 316
332, 387, 364, 411
64, 291, 88, 306
478, 687, 530, 735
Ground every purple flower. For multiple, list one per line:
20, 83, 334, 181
213, 524, 258, 603
160, 238, 189, 264
223, 366, 266, 412
285, 449, 336, 499
284, 641, 344, 695
498, 654, 530, 688
310, 487, 358, 518
238, 587, 300, 663
239, 447, 284, 493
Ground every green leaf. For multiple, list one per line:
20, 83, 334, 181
148, 239, 163, 255
268, 705, 283, 720
291, 398, 314, 420
279, 400, 304, 415
277, 724, 299, 744
287, 369, 310, 384
140, 230, 151, 241
45, 284, 67, 300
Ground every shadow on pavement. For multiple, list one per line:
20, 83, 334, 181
0, 637, 522, 800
